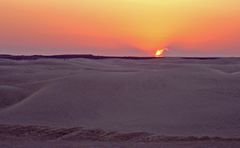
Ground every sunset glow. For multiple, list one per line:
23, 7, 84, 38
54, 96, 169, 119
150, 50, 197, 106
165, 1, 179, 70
0, 0, 240, 56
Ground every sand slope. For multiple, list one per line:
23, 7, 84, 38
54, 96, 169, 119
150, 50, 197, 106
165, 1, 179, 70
0, 58, 240, 141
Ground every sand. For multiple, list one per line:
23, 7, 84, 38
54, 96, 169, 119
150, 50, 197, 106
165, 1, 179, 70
0, 57, 240, 147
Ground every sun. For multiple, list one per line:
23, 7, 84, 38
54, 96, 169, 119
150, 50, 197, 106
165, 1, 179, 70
155, 49, 165, 57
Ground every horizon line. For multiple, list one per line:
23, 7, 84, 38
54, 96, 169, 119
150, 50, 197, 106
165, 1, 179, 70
0, 54, 239, 60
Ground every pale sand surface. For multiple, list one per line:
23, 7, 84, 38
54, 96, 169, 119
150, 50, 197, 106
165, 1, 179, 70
0, 57, 240, 147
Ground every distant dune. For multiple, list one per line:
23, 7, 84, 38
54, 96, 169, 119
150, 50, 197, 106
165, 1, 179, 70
0, 57, 240, 147
0, 54, 157, 60
0, 54, 232, 60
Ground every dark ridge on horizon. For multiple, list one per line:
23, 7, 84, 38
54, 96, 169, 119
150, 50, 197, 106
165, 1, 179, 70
0, 54, 237, 60
0, 54, 155, 60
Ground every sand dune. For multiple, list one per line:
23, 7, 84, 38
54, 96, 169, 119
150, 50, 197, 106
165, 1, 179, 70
0, 57, 240, 147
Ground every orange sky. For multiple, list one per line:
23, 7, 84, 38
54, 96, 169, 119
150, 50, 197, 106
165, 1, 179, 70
0, 0, 240, 56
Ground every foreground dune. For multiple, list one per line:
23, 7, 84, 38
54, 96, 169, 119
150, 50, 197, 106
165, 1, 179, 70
0, 57, 240, 147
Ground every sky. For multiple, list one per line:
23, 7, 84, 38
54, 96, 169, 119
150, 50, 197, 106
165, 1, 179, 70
0, 0, 240, 57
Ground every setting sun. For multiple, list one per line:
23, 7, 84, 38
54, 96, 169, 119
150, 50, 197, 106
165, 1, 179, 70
155, 49, 165, 57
